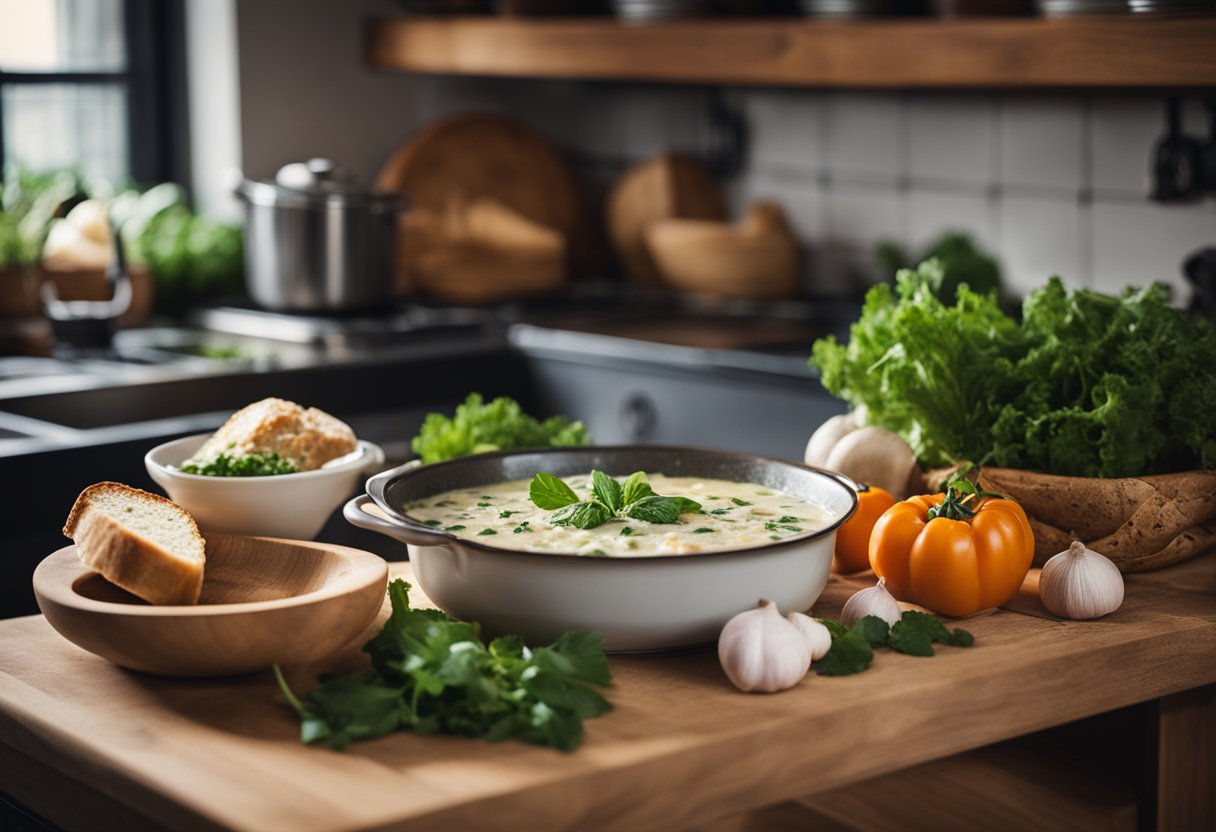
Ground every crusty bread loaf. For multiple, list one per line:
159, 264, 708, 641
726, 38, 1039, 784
63, 483, 205, 605
189, 398, 356, 472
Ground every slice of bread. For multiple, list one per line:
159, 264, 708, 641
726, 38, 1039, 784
188, 397, 357, 472
63, 483, 206, 605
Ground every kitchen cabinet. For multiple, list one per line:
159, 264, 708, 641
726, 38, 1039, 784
1, 556, 1213, 830
367, 16, 1216, 89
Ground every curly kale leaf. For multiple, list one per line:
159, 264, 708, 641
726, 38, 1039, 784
811, 260, 1026, 467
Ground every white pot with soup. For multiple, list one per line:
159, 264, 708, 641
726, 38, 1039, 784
345, 446, 858, 652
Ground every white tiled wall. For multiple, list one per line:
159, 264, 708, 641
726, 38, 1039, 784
404, 77, 1216, 303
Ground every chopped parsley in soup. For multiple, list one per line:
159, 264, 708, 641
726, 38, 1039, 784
403, 472, 832, 557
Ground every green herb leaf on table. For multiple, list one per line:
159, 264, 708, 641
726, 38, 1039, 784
811, 611, 972, 675
889, 611, 975, 656
850, 615, 891, 647
814, 631, 874, 676
275, 580, 612, 752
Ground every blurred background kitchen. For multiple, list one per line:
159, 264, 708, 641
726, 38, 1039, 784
1, 0, 1214, 614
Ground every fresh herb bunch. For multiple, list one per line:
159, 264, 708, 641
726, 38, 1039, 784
529, 470, 701, 530
811, 264, 1216, 477
411, 394, 591, 465
179, 452, 297, 477
276, 580, 612, 752
815, 612, 974, 676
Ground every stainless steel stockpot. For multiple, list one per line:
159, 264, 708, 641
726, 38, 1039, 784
235, 159, 408, 311
344, 445, 858, 652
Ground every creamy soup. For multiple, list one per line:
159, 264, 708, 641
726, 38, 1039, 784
403, 474, 833, 558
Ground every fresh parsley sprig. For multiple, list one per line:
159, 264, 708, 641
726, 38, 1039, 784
529, 470, 702, 530
275, 580, 612, 752
814, 612, 974, 676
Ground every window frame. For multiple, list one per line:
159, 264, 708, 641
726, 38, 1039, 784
0, 0, 189, 188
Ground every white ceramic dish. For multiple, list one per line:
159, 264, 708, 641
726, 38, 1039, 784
344, 446, 858, 652
146, 433, 385, 539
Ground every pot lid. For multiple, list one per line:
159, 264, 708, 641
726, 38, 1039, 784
274, 158, 358, 192
236, 158, 408, 209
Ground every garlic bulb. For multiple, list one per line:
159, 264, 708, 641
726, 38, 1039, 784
718, 599, 812, 693
841, 578, 902, 628
787, 612, 832, 661
1039, 540, 1124, 620
804, 408, 868, 468
823, 426, 919, 500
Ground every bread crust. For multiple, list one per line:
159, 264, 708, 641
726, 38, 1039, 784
64, 483, 205, 606
190, 398, 357, 472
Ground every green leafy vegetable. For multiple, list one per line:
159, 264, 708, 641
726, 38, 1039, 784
179, 452, 297, 477
850, 615, 891, 647
889, 611, 975, 656
814, 611, 972, 676
811, 265, 1216, 476
530, 472, 580, 510
529, 471, 701, 530
814, 631, 873, 676
411, 394, 590, 465
591, 470, 623, 513
275, 580, 612, 752
875, 232, 1003, 304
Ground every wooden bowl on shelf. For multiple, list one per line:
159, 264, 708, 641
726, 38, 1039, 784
32, 533, 388, 677
607, 152, 727, 286
645, 201, 802, 299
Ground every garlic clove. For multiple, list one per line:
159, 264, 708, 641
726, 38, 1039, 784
718, 599, 812, 693
1039, 540, 1124, 620
841, 577, 903, 628
787, 612, 832, 661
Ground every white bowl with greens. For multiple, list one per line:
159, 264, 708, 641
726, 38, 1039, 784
146, 433, 385, 539
344, 445, 857, 652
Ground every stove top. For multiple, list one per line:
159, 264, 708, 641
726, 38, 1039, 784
189, 285, 860, 354
191, 304, 488, 347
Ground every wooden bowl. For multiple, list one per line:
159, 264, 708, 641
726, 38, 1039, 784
33, 533, 388, 677
646, 201, 801, 299
607, 153, 727, 285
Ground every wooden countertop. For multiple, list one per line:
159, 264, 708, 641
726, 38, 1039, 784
2, 555, 1215, 832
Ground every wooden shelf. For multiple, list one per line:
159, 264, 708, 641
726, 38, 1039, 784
367, 16, 1216, 89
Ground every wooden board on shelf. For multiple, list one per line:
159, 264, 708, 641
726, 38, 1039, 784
366, 16, 1216, 89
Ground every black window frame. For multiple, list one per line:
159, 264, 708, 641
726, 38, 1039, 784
0, 0, 189, 189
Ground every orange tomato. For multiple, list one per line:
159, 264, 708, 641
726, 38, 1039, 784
868, 487, 1034, 617
833, 483, 897, 574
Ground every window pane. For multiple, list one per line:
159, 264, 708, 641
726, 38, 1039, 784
0, 0, 125, 72
3, 83, 128, 183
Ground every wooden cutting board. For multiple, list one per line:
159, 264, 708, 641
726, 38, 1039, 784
2, 558, 1215, 831
377, 113, 598, 283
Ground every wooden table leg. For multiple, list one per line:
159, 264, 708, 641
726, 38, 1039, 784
1155, 684, 1216, 832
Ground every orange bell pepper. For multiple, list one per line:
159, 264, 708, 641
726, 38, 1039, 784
868, 476, 1034, 617
833, 483, 897, 574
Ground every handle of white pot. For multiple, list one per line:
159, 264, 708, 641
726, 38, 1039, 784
343, 495, 451, 547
